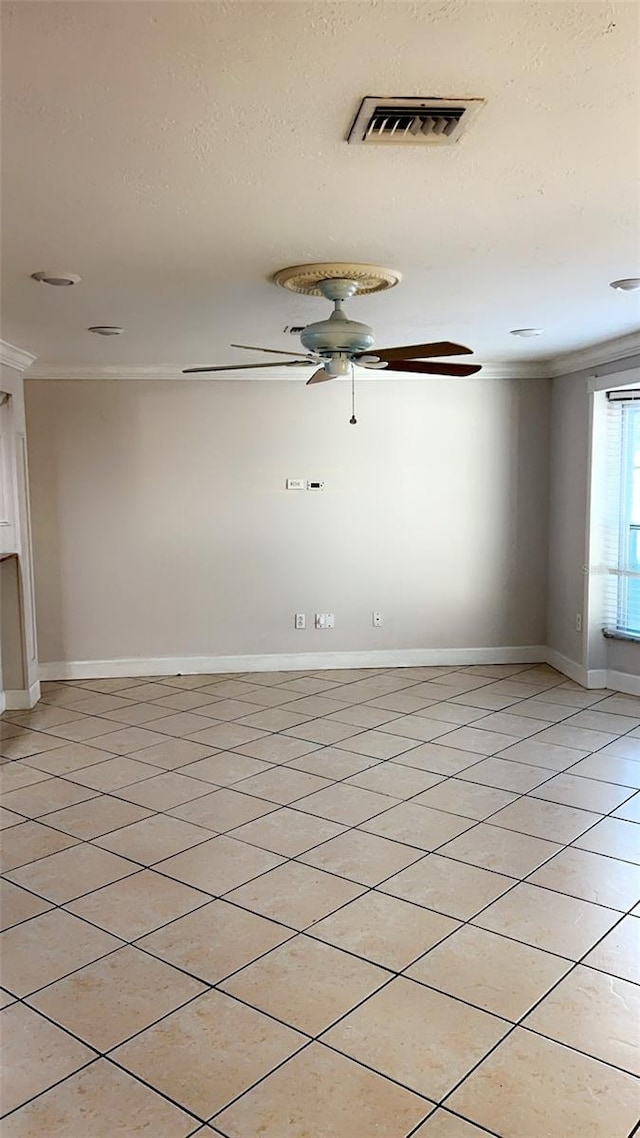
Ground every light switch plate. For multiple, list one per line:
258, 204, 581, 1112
315, 613, 335, 629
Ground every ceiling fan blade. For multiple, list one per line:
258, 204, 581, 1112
306, 368, 331, 385
230, 343, 313, 359
372, 341, 474, 362
183, 360, 310, 374
383, 360, 482, 377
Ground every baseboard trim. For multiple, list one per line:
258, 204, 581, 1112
36, 647, 640, 695
545, 650, 640, 695
4, 679, 41, 709
603, 669, 640, 696
543, 650, 589, 687
40, 645, 547, 682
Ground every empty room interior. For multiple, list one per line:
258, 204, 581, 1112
1, 2, 640, 1136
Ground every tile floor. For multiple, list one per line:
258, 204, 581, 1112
1, 663, 639, 1137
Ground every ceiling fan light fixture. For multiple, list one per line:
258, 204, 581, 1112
509, 328, 543, 337
609, 278, 640, 292
88, 326, 124, 336
186, 266, 481, 384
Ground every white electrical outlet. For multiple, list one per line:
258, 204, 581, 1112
286, 479, 305, 490
576, 612, 582, 632
294, 613, 306, 630
372, 611, 383, 627
315, 613, 334, 629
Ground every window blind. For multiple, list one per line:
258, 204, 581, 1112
603, 391, 640, 637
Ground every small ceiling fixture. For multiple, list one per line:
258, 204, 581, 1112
31, 271, 81, 286
510, 328, 543, 337
610, 278, 640, 292
87, 326, 124, 336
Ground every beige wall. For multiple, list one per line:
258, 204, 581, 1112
25, 377, 550, 667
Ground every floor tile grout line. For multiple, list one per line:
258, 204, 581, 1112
517, 1017, 640, 1078
524, 781, 639, 818
117, 1033, 315, 1129
404, 1104, 502, 1138
5, 921, 147, 1001
20, 965, 212, 1052
207, 995, 445, 1130
0, 1032, 210, 1127
0, 1055, 101, 1125
435, 905, 639, 1112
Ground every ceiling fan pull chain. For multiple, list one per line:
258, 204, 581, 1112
350, 364, 357, 425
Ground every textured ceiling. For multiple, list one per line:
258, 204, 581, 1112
1, 0, 639, 371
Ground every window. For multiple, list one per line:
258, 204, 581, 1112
618, 401, 640, 634
605, 393, 640, 637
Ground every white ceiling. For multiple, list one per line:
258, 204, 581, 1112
2, 0, 640, 373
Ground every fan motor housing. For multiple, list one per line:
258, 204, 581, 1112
300, 312, 375, 355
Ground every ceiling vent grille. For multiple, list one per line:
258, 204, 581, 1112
347, 96, 484, 146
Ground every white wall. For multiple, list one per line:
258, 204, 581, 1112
25, 376, 550, 669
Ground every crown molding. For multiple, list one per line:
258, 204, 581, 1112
549, 329, 640, 377
28, 365, 191, 382
26, 361, 552, 382
479, 361, 553, 379
0, 339, 37, 373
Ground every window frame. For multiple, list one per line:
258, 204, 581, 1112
616, 401, 640, 636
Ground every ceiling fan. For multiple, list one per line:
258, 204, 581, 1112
183, 264, 482, 385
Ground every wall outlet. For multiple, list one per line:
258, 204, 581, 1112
315, 613, 334, 629
294, 613, 306, 630
372, 611, 383, 627
286, 479, 305, 490
576, 612, 582, 632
